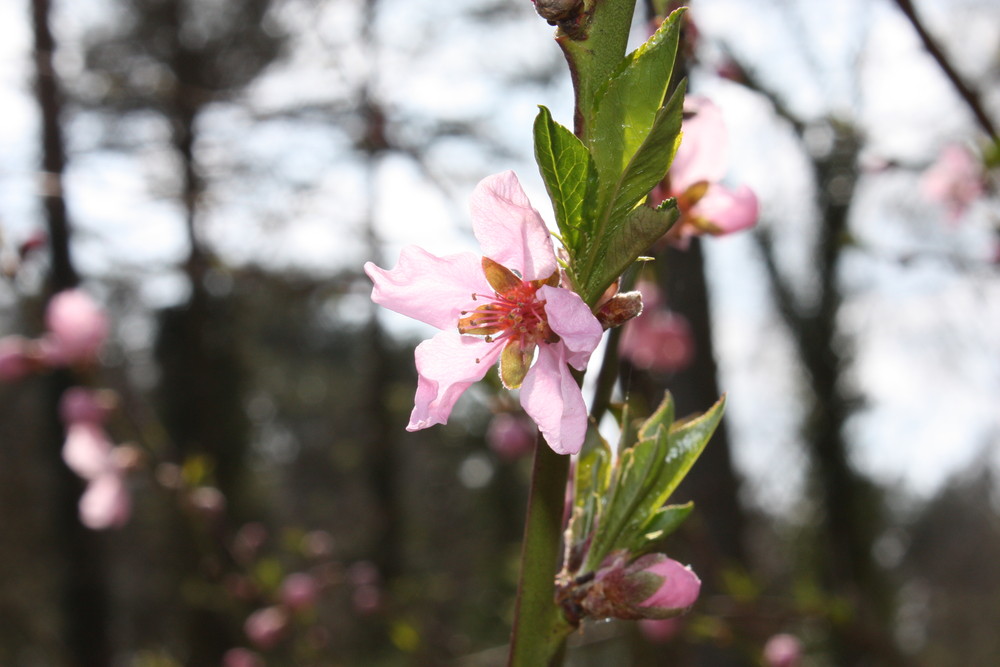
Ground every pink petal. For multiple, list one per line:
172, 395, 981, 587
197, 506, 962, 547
408, 331, 502, 430
79, 472, 130, 530
669, 97, 728, 194
63, 422, 114, 480
470, 171, 557, 281
520, 345, 588, 455
692, 183, 759, 235
638, 557, 701, 611
538, 285, 603, 371
365, 247, 489, 331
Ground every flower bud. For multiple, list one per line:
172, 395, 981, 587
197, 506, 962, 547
579, 553, 700, 620
533, 0, 583, 23
595, 290, 643, 330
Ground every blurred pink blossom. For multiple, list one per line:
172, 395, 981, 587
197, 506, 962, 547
763, 633, 803, 667
365, 171, 603, 455
222, 647, 265, 667
43, 289, 109, 366
60, 388, 131, 530
280, 572, 320, 611
654, 96, 759, 247
921, 144, 984, 221
244, 605, 289, 650
486, 412, 536, 461
620, 281, 694, 373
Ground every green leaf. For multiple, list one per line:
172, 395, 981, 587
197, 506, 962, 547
590, 9, 685, 186
648, 394, 727, 511
638, 392, 676, 442
579, 395, 726, 574
604, 82, 685, 229
627, 502, 693, 555
581, 201, 678, 305
583, 432, 667, 572
533, 105, 598, 257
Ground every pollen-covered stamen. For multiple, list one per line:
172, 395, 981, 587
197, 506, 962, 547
456, 258, 562, 386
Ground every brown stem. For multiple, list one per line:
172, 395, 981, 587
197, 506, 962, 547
893, 0, 999, 143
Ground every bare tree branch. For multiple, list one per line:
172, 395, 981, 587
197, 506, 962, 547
893, 0, 999, 143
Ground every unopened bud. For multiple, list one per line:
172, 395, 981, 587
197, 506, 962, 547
578, 552, 700, 621
595, 290, 643, 330
533, 0, 583, 23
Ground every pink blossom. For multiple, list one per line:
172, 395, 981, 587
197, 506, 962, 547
486, 412, 536, 460
763, 633, 803, 667
365, 171, 603, 455
44, 289, 109, 366
244, 605, 289, 650
620, 282, 694, 373
280, 572, 320, 611
222, 648, 265, 667
655, 96, 759, 247
921, 144, 984, 222
60, 389, 131, 530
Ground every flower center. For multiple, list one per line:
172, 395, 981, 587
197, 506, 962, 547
457, 280, 555, 348
455, 257, 561, 389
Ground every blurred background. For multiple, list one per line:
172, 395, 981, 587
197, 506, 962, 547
1, 0, 998, 665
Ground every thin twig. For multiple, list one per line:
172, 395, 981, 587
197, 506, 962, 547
892, 0, 999, 143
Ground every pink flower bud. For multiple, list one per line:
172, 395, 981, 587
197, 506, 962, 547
579, 553, 701, 620
636, 555, 701, 613
244, 606, 289, 650
44, 289, 109, 366
280, 572, 319, 611
487, 413, 536, 461
763, 633, 803, 667
222, 648, 265, 667
0, 336, 34, 381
